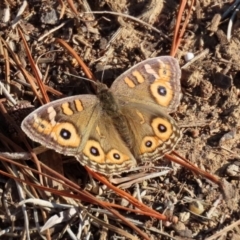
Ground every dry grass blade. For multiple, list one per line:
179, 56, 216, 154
0, 101, 44, 185
84, 10, 170, 39
168, 151, 224, 188
89, 213, 139, 240
205, 220, 240, 240
0, 154, 151, 239
0, 37, 44, 105
18, 28, 50, 103
171, 0, 195, 56
55, 38, 97, 82
86, 167, 169, 221
0, 40, 10, 88
58, 0, 66, 19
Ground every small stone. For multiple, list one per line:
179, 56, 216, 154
179, 212, 190, 222
41, 9, 58, 25
184, 52, 194, 62
189, 201, 205, 215
190, 129, 200, 138
226, 161, 240, 177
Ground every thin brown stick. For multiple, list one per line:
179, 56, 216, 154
18, 27, 50, 103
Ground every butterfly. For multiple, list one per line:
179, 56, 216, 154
21, 56, 182, 175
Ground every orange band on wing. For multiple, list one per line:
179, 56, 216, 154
32, 115, 81, 147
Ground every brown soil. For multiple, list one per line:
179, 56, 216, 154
0, 0, 240, 239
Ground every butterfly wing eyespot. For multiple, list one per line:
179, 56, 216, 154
79, 138, 136, 175
106, 149, 130, 164
32, 115, 81, 148
151, 117, 173, 141
83, 140, 105, 163
150, 80, 173, 107
140, 136, 160, 153
51, 122, 81, 147
138, 116, 180, 157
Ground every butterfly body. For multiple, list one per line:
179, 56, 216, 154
22, 56, 182, 175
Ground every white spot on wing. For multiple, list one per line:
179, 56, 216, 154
47, 106, 57, 125
144, 64, 158, 78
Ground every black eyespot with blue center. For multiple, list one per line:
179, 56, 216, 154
60, 129, 71, 139
158, 124, 167, 133
145, 141, 152, 148
113, 153, 120, 160
90, 147, 100, 156
158, 86, 167, 96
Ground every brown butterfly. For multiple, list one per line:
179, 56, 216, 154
22, 56, 182, 175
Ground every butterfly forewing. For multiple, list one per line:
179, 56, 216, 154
111, 56, 181, 113
21, 95, 100, 155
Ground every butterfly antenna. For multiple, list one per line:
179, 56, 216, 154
100, 48, 112, 83
64, 72, 98, 86
100, 60, 109, 83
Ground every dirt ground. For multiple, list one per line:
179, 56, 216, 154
0, 0, 240, 239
